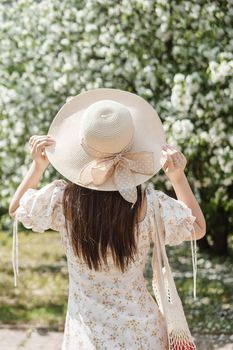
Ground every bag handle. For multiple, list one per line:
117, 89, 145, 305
150, 190, 197, 350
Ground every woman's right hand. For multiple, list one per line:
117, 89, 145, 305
161, 144, 187, 183
28, 134, 55, 169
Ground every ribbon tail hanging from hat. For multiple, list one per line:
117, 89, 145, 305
114, 158, 138, 204
114, 153, 155, 204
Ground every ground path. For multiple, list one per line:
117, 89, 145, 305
0, 327, 232, 349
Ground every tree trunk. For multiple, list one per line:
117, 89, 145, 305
210, 207, 229, 256
197, 207, 229, 256
197, 235, 211, 252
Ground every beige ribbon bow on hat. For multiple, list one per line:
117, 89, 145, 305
79, 139, 155, 205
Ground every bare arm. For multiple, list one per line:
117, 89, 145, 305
8, 135, 55, 218
171, 173, 206, 239
8, 161, 46, 218
162, 144, 206, 240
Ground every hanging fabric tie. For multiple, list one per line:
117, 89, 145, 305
12, 216, 19, 287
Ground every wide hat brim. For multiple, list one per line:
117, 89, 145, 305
45, 88, 166, 191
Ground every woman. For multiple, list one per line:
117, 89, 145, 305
9, 88, 206, 350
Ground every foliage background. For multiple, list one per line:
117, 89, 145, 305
0, 0, 232, 340
1, 0, 232, 254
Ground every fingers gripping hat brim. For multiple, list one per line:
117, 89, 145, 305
45, 88, 166, 191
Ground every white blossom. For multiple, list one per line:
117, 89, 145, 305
174, 73, 185, 83
0, 0, 232, 222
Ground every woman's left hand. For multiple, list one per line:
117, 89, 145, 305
28, 135, 55, 169
161, 144, 187, 183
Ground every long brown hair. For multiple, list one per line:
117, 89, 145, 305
62, 182, 145, 273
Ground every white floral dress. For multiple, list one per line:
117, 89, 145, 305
14, 179, 196, 350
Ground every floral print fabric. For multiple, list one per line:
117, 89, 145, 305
148, 186, 197, 246
15, 179, 68, 250
15, 180, 196, 350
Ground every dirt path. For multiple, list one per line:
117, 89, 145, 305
0, 328, 232, 349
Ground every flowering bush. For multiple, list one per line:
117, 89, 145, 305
1, 0, 232, 254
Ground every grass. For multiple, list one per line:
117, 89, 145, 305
145, 240, 233, 335
0, 231, 68, 330
0, 231, 232, 334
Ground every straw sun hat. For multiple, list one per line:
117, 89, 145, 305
45, 88, 167, 205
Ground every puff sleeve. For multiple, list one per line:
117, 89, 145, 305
148, 187, 197, 246
15, 179, 67, 233
12, 179, 68, 287
148, 186, 198, 299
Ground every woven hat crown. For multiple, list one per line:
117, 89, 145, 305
80, 100, 134, 154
